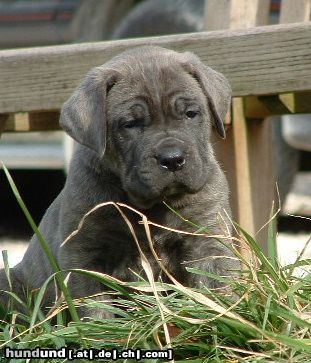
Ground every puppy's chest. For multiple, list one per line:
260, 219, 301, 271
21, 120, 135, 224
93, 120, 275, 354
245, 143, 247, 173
92, 223, 184, 280
112, 231, 184, 282
77, 208, 189, 279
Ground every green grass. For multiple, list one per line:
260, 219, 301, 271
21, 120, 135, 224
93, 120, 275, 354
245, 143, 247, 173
1, 167, 311, 362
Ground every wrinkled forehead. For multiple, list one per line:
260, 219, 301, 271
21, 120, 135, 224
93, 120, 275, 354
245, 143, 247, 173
106, 58, 204, 107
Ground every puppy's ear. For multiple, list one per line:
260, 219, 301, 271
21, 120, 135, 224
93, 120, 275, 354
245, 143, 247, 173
181, 52, 232, 139
60, 68, 117, 156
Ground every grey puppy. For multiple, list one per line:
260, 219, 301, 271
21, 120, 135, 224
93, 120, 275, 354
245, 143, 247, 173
0, 46, 239, 317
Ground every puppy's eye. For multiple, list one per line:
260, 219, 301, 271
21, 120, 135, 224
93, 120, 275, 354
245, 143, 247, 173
185, 110, 198, 119
122, 118, 143, 129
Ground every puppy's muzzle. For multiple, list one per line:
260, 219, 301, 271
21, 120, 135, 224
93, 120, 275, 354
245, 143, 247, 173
155, 138, 186, 172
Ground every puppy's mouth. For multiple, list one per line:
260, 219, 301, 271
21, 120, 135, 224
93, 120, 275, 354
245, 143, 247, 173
124, 160, 208, 209
162, 182, 189, 198
127, 182, 195, 209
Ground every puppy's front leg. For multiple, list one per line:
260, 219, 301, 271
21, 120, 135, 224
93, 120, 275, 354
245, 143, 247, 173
183, 237, 240, 291
66, 273, 114, 320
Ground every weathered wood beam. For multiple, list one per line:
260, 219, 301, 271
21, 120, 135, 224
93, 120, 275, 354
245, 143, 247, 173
0, 22, 310, 114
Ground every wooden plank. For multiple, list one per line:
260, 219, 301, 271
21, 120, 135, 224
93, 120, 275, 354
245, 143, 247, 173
0, 23, 310, 114
279, 92, 311, 114
244, 96, 271, 119
2, 112, 60, 132
245, 92, 311, 118
242, 0, 311, 120
280, 0, 311, 23
258, 95, 291, 115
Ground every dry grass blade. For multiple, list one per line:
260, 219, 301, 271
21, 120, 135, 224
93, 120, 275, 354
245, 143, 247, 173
112, 204, 172, 352
139, 207, 278, 344
60, 201, 173, 353
59, 201, 278, 345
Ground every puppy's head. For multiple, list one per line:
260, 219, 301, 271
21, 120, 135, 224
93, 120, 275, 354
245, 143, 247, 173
60, 46, 231, 208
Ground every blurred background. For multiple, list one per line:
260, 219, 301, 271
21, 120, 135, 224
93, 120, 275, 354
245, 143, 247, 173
0, 0, 310, 268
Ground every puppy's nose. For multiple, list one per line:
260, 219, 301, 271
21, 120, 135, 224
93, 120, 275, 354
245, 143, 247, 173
157, 151, 185, 172
155, 140, 186, 172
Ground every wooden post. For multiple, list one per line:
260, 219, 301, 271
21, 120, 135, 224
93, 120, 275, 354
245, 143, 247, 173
204, 0, 272, 258
204, 0, 270, 29
280, 0, 311, 23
